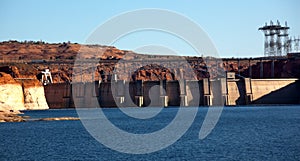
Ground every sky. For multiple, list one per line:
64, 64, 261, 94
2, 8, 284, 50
0, 0, 299, 58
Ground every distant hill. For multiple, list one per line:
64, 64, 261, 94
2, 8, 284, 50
0, 40, 128, 61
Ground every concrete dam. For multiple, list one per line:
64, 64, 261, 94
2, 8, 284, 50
44, 77, 300, 108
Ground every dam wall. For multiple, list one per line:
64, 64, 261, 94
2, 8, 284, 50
44, 78, 300, 108
44, 83, 73, 109
250, 79, 300, 104
227, 80, 246, 105
225, 78, 300, 105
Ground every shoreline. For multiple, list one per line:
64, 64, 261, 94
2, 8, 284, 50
0, 110, 25, 122
0, 110, 80, 123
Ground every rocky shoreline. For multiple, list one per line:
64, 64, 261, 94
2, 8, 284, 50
0, 109, 79, 123
0, 110, 25, 122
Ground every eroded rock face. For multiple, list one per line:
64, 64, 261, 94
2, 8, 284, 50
0, 72, 49, 111
22, 80, 49, 110
0, 72, 25, 111
0, 84, 25, 110
23, 86, 49, 110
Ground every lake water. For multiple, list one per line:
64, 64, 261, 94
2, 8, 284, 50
0, 106, 299, 160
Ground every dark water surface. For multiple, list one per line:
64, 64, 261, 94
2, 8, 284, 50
0, 106, 299, 160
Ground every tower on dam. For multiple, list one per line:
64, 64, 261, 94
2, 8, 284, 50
259, 20, 290, 57
259, 20, 300, 57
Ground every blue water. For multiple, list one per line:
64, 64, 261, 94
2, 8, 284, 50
0, 106, 300, 160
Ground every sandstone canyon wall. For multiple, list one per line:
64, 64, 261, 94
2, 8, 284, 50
0, 73, 24, 111
0, 72, 49, 111
22, 80, 49, 110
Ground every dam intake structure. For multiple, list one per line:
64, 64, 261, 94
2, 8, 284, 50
44, 54, 300, 108
44, 77, 300, 109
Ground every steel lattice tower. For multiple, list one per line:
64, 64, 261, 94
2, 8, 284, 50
259, 20, 290, 57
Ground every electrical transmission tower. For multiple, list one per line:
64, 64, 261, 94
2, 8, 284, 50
259, 20, 290, 57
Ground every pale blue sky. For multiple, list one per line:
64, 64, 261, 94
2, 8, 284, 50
0, 0, 299, 58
